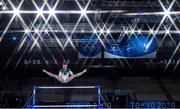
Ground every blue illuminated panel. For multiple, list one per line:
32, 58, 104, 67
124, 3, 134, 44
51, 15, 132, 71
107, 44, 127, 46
104, 35, 157, 58
77, 35, 101, 58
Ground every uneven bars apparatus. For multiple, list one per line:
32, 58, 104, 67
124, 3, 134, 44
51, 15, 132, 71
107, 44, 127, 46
32, 86, 101, 108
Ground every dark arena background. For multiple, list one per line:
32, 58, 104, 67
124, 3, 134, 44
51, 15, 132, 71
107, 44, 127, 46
0, 0, 180, 108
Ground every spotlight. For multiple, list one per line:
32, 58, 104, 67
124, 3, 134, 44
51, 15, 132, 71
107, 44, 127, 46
81, 29, 84, 33
164, 10, 170, 17
37, 8, 43, 16
45, 29, 48, 33
100, 29, 104, 34
35, 29, 39, 33
81, 9, 86, 16
124, 30, 128, 34
14, 8, 20, 16
93, 29, 97, 34
49, 8, 55, 16
2, 6, 6, 10
12, 36, 17, 40
150, 29, 154, 34
0, 1, 2, 6
131, 29, 135, 34
138, 30, 141, 34
166, 29, 170, 34
107, 29, 111, 34
25, 29, 30, 33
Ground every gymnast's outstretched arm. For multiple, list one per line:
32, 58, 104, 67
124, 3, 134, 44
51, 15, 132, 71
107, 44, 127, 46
65, 69, 87, 83
43, 69, 65, 83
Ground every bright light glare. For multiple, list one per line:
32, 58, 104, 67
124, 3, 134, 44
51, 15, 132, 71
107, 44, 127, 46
81, 29, 84, 33
164, 10, 170, 17
14, 8, 20, 16
49, 8, 55, 16
93, 29, 97, 33
131, 29, 135, 34
45, 29, 48, 33
81, 9, 86, 15
25, 29, 30, 33
124, 30, 128, 34
2, 6, 6, 10
107, 29, 111, 34
35, 29, 39, 33
37, 9, 43, 16
150, 29, 154, 34
13, 37, 16, 40
166, 29, 170, 34
100, 29, 104, 34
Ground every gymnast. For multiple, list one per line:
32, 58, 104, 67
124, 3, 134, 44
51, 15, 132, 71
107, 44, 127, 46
43, 62, 87, 83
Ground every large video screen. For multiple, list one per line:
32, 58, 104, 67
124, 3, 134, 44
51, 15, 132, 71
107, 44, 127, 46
104, 35, 157, 58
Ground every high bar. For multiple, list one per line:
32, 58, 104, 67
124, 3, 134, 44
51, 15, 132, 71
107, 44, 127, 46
34, 86, 99, 89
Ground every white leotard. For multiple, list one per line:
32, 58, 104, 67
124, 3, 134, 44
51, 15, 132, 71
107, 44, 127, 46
58, 69, 73, 82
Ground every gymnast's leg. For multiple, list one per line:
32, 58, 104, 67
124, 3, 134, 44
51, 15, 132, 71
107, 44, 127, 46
43, 69, 65, 83
65, 69, 87, 83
